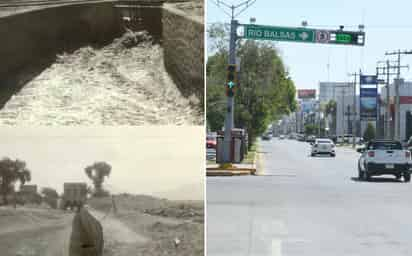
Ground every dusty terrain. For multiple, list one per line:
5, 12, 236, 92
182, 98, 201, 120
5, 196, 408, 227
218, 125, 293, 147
0, 31, 203, 125
0, 194, 204, 256
89, 194, 204, 256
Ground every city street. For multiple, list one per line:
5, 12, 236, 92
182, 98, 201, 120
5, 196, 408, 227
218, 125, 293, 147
207, 138, 412, 256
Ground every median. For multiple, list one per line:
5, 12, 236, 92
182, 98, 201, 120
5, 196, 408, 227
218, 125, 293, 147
206, 143, 259, 176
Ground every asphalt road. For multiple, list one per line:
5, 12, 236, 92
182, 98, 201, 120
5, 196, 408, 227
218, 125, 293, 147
207, 138, 412, 256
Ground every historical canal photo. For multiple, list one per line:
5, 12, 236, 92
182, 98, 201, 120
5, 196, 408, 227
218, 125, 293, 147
0, 0, 204, 125
0, 126, 204, 256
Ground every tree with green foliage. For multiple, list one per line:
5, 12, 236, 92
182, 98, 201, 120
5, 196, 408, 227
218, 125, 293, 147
207, 23, 297, 145
41, 187, 59, 209
85, 161, 111, 197
305, 124, 318, 135
363, 123, 376, 142
0, 158, 31, 205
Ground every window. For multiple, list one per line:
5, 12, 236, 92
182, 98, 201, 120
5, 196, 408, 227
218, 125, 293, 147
368, 141, 402, 150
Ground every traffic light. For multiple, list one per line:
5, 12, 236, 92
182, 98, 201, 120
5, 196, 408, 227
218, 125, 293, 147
226, 64, 237, 97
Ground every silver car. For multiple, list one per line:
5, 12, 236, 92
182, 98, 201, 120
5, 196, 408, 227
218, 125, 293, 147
311, 138, 336, 157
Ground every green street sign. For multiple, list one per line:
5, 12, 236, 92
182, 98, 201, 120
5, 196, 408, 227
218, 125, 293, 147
242, 24, 365, 46
244, 24, 315, 43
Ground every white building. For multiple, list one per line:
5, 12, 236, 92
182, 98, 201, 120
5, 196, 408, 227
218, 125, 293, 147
319, 82, 358, 136
319, 82, 354, 103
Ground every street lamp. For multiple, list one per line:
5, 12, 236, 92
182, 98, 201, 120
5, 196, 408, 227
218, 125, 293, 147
301, 20, 308, 27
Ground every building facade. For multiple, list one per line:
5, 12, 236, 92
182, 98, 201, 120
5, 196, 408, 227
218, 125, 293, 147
380, 79, 412, 141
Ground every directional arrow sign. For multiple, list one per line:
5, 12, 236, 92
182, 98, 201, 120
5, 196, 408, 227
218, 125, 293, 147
244, 24, 315, 43
242, 24, 365, 46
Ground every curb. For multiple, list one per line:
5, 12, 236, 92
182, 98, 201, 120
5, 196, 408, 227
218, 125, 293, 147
206, 150, 259, 177
206, 170, 253, 176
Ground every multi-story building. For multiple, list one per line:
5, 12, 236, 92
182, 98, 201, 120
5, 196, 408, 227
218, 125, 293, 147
319, 82, 358, 136
380, 79, 412, 141
319, 82, 354, 103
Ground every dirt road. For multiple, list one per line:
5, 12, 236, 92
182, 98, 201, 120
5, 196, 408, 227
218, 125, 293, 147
0, 195, 203, 256
0, 206, 149, 256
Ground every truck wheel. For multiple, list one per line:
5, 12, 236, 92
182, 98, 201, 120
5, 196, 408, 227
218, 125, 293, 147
404, 172, 411, 182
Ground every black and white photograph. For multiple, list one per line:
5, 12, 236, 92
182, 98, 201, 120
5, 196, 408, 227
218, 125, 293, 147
0, 0, 204, 125
0, 126, 204, 256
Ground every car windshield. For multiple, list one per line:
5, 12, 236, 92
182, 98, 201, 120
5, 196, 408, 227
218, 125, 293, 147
316, 139, 331, 144
368, 141, 402, 150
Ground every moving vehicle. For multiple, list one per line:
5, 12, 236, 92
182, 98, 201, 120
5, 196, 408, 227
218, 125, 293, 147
279, 135, 285, 140
357, 140, 412, 182
61, 182, 88, 210
311, 138, 336, 157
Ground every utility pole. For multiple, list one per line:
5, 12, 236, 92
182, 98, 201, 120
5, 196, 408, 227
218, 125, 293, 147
212, 0, 257, 163
376, 60, 402, 139
385, 50, 412, 141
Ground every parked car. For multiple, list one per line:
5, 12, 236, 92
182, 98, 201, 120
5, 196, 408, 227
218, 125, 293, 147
279, 135, 285, 140
311, 138, 336, 157
206, 133, 217, 149
357, 140, 412, 182
407, 136, 412, 152
336, 136, 344, 144
328, 135, 337, 144
297, 134, 306, 141
306, 135, 316, 143
262, 133, 272, 140
344, 134, 354, 143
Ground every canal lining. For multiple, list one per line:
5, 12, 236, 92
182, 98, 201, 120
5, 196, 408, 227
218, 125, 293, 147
0, 1, 203, 112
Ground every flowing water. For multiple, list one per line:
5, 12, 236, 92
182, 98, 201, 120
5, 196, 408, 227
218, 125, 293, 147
0, 32, 203, 125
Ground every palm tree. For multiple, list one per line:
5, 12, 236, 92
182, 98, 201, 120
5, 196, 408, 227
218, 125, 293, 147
0, 158, 31, 205
324, 100, 337, 134
84, 162, 111, 197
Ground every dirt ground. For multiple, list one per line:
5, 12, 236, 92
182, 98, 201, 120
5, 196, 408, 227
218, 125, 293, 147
89, 194, 204, 256
0, 194, 204, 256
0, 31, 203, 125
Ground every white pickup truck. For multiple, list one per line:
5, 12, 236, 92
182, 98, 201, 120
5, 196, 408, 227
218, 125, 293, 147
357, 140, 412, 182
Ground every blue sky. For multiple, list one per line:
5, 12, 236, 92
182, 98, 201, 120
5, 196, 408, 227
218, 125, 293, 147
207, 0, 412, 91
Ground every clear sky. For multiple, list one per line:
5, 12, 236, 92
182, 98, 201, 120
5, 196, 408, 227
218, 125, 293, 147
207, 0, 412, 92
0, 126, 204, 201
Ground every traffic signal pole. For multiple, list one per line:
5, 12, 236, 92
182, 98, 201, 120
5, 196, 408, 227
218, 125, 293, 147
212, 0, 256, 163
222, 19, 238, 163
